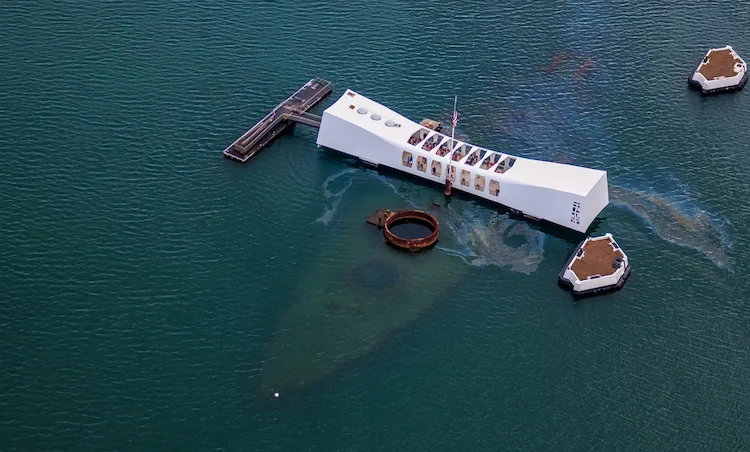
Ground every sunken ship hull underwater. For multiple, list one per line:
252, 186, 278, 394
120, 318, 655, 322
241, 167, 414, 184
316, 90, 609, 233
259, 189, 467, 396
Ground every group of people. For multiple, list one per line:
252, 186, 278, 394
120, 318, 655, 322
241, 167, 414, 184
435, 146, 450, 157
423, 141, 438, 151
482, 158, 499, 169
465, 153, 481, 166
407, 135, 423, 145
452, 151, 466, 162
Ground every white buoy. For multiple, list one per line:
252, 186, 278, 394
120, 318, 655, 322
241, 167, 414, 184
274, 392, 279, 398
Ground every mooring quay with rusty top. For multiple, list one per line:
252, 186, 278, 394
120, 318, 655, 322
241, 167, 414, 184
223, 78, 332, 162
225, 78, 610, 233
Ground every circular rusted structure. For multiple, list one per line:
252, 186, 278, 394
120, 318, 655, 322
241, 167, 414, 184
383, 210, 439, 252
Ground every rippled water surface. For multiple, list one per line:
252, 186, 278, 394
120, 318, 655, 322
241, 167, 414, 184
1, 1, 749, 450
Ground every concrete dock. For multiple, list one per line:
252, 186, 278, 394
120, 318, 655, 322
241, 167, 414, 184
224, 77, 332, 163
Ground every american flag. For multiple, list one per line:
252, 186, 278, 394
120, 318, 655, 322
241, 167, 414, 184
452, 108, 458, 128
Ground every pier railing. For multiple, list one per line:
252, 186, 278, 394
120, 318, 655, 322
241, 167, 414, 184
224, 77, 332, 163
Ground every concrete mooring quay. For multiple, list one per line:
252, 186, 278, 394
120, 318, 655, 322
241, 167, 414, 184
224, 77, 333, 163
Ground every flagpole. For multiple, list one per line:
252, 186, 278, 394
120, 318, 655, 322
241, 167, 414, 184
444, 95, 457, 196
451, 95, 457, 148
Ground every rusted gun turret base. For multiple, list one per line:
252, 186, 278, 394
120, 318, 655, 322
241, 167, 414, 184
367, 209, 439, 252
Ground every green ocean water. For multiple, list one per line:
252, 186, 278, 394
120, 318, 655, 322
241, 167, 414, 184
1, 1, 749, 450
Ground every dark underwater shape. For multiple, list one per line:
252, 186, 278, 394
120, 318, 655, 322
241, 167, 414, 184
259, 186, 468, 396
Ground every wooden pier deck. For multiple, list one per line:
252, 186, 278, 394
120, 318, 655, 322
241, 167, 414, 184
224, 77, 333, 163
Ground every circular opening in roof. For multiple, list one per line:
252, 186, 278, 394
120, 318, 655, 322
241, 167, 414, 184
385, 119, 396, 127
357, 107, 367, 115
371, 113, 382, 121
